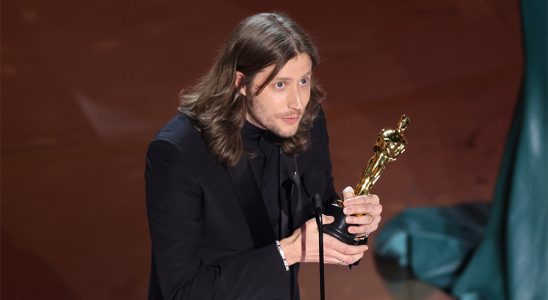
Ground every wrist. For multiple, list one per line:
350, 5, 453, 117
275, 240, 289, 271
280, 234, 300, 266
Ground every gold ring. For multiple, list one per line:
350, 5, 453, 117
364, 213, 374, 225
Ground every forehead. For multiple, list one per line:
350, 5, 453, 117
256, 53, 313, 82
275, 53, 312, 77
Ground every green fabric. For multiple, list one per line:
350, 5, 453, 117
453, 0, 547, 299
374, 0, 547, 298
374, 203, 490, 288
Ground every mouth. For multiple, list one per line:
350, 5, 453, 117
280, 114, 301, 124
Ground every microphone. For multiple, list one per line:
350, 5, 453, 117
302, 166, 325, 214
302, 166, 326, 300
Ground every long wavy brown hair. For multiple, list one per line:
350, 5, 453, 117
179, 12, 325, 167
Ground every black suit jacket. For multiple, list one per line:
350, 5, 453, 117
145, 109, 338, 299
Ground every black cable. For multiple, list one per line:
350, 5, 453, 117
314, 209, 325, 300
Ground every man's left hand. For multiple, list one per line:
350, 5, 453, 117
341, 186, 382, 237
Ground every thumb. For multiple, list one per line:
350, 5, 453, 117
342, 186, 355, 201
321, 214, 334, 225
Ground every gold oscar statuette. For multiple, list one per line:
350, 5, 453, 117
323, 115, 410, 245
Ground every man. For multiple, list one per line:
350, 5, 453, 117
145, 12, 382, 299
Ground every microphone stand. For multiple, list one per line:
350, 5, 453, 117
302, 166, 327, 300
313, 195, 325, 300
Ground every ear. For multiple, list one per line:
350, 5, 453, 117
235, 71, 247, 96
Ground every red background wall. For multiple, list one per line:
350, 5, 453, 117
2, 1, 522, 299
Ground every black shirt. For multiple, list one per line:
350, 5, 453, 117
241, 121, 283, 239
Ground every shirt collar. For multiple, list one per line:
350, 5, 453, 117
241, 121, 281, 153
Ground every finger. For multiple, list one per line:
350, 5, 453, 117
324, 236, 369, 255
343, 203, 382, 216
342, 186, 355, 201
324, 256, 355, 266
325, 258, 346, 265
368, 194, 380, 205
344, 194, 380, 206
325, 248, 367, 265
343, 196, 367, 207
348, 224, 379, 235
345, 213, 381, 226
305, 253, 355, 265
349, 252, 366, 264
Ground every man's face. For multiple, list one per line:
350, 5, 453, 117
244, 53, 312, 138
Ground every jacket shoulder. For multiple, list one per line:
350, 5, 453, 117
151, 113, 204, 152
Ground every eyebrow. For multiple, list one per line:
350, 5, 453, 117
272, 71, 312, 81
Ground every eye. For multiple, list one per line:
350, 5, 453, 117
299, 78, 310, 85
273, 81, 286, 89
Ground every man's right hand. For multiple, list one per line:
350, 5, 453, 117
279, 216, 369, 266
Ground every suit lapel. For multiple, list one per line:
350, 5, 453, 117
228, 156, 276, 248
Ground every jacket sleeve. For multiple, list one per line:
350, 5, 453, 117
145, 139, 291, 300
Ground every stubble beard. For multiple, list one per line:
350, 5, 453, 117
271, 123, 299, 138
249, 113, 301, 138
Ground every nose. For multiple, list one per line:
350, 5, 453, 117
288, 86, 302, 110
